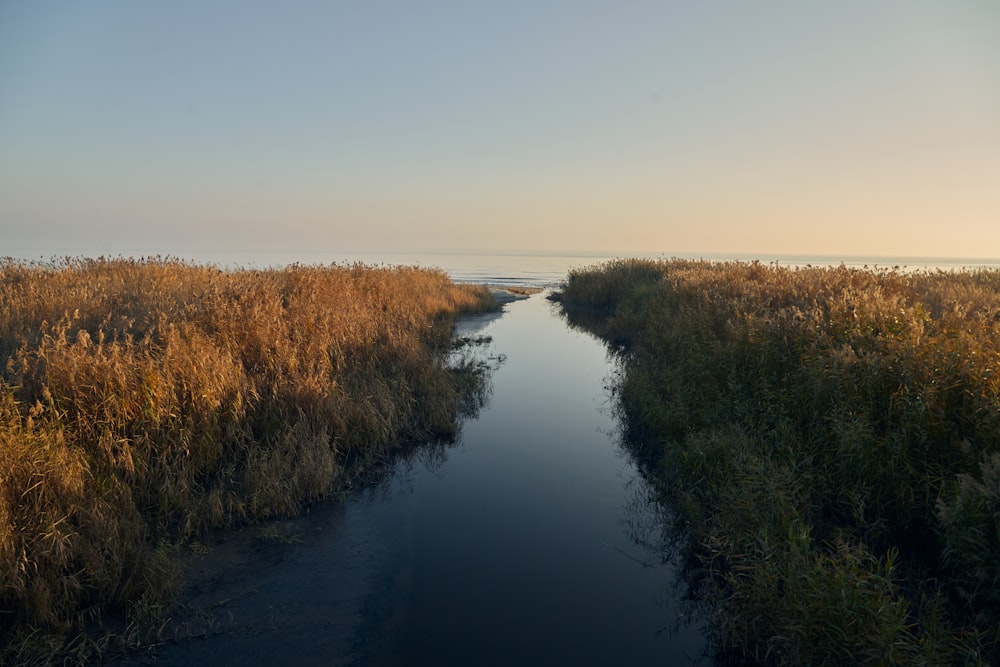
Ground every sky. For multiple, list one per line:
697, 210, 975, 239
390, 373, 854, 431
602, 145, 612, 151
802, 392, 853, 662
1, 1, 999, 262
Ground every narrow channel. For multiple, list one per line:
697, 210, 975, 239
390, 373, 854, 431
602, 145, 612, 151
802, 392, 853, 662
146, 293, 708, 666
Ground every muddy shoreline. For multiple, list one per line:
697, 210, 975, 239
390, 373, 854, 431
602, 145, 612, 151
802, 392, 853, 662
105, 487, 409, 666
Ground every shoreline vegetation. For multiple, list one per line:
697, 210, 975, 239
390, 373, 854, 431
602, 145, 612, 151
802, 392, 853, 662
0, 257, 498, 662
558, 258, 1000, 665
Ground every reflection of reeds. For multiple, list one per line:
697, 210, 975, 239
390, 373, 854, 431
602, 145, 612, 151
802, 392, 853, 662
561, 259, 1000, 664
0, 257, 495, 657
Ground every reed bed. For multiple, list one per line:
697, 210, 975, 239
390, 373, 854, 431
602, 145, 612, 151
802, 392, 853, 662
560, 258, 999, 665
0, 257, 495, 658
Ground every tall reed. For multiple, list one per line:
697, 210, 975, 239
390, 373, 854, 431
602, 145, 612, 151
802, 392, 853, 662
0, 257, 495, 657
561, 258, 999, 664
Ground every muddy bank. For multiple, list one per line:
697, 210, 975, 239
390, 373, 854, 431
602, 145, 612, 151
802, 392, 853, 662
106, 481, 421, 666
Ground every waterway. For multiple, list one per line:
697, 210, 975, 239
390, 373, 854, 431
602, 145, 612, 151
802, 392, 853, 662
135, 292, 708, 666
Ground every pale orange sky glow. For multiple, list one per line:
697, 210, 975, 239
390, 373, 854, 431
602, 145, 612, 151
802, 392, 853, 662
1, 2, 998, 261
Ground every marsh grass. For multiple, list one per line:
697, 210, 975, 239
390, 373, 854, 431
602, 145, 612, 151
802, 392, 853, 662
0, 256, 495, 661
561, 258, 1000, 664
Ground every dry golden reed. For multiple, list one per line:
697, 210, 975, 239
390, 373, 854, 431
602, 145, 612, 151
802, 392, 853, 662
561, 258, 1000, 665
0, 256, 494, 654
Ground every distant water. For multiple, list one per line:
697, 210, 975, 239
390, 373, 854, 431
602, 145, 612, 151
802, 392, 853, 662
9, 248, 1000, 288
411, 252, 1000, 287
234, 251, 1000, 288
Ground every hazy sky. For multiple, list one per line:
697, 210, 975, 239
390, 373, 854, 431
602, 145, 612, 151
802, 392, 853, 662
2, 1, 999, 260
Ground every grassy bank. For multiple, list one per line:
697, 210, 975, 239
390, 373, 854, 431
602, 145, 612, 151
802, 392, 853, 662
0, 257, 496, 660
560, 259, 999, 665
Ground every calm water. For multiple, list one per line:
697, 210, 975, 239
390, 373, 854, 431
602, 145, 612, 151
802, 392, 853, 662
150, 293, 708, 666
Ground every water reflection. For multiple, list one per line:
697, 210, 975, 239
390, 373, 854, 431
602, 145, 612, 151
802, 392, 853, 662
614, 425, 713, 652
557, 296, 718, 656
350, 322, 501, 497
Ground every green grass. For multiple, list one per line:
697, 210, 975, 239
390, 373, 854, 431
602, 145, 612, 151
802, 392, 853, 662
560, 258, 999, 665
0, 257, 497, 661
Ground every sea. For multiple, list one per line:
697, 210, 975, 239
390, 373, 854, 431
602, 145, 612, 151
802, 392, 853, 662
318, 251, 1000, 288
8, 248, 1000, 289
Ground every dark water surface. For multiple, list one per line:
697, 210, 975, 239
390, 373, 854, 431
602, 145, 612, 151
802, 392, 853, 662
144, 293, 708, 666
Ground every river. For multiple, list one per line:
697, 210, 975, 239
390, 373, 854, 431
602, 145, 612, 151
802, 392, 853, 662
132, 292, 709, 666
